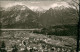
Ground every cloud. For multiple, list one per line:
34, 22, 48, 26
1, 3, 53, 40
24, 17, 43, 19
4, 2, 25, 8
50, 2, 71, 8
30, 2, 40, 3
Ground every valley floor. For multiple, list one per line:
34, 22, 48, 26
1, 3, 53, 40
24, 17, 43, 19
0, 30, 77, 52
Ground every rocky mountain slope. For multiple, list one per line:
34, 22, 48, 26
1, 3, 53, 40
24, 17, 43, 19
0, 4, 78, 28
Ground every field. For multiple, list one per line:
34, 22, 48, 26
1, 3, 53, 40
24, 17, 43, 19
0, 30, 77, 52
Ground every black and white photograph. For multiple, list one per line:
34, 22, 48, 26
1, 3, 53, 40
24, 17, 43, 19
0, 0, 79, 52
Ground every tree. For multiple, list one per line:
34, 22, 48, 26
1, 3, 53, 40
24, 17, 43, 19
23, 41, 26, 46
0, 22, 2, 36
1, 41, 6, 48
0, 7, 2, 36
67, 0, 79, 52
23, 47, 28, 52
0, 41, 7, 52
12, 44, 18, 52
30, 48, 33, 52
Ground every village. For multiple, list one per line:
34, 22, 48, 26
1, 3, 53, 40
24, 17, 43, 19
0, 30, 76, 52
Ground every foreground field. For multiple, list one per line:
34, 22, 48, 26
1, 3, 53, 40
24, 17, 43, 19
0, 30, 77, 52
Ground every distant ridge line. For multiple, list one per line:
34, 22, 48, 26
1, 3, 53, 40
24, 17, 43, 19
1, 29, 41, 31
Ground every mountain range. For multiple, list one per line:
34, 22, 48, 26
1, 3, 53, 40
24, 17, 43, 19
0, 4, 78, 28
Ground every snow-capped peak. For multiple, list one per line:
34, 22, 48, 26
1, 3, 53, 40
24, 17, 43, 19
4, 4, 30, 11
29, 6, 44, 11
20, 5, 26, 10
4, 2, 25, 8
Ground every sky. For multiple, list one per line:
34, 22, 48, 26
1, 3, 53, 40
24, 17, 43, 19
0, 0, 78, 10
